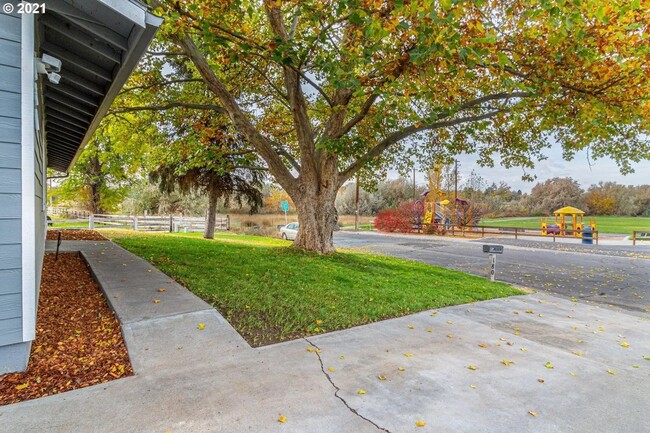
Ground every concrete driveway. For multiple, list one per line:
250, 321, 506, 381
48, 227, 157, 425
334, 231, 650, 313
1, 239, 649, 433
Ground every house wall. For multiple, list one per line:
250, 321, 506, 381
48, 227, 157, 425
0, 3, 29, 373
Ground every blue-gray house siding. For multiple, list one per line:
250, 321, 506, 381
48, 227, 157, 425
0, 5, 23, 351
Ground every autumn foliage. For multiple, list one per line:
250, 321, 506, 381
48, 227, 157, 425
0, 254, 132, 405
374, 201, 418, 233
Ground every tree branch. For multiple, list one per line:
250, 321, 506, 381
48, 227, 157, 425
340, 109, 506, 183
119, 78, 205, 95
108, 102, 226, 115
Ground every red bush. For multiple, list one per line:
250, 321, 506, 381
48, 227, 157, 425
374, 201, 417, 233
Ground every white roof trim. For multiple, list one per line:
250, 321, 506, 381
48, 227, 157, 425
95, 0, 147, 28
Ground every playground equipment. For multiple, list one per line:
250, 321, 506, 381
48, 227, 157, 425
541, 206, 597, 237
416, 163, 473, 230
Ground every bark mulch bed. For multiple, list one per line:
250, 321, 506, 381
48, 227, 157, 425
0, 253, 132, 406
46, 229, 107, 241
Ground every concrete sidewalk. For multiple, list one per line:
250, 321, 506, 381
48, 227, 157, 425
1, 240, 649, 433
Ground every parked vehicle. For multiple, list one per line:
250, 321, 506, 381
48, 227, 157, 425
280, 222, 299, 240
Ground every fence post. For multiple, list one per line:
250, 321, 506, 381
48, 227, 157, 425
133, 216, 138, 231
632, 231, 636, 246
227, 215, 230, 230
89, 214, 94, 229
169, 215, 173, 233
515, 228, 518, 240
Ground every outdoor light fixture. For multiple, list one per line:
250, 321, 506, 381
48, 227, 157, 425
36, 53, 62, 84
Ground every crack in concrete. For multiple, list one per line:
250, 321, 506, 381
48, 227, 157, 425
304, 338, 391, 433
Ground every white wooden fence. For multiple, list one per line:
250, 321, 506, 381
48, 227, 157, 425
49, 212, 230, 232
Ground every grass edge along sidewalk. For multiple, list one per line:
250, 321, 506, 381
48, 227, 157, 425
105, 230, 522, 346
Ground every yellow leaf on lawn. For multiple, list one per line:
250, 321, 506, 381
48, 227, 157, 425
415, 420, 426, 427
15, 383, 29, 390
357, 389, 366, 395
316, 320, 322, 325
197, 323, 205, 330
278, 415, 287, 423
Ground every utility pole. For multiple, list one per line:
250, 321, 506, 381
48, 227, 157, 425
453, 159, 458, 226
354, 176, 360, 231
412, 166, 416, 200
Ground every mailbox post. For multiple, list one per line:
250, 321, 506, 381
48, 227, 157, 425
482, 245, 504, 282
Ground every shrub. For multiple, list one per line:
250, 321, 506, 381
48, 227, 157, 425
374, 201, 418, 233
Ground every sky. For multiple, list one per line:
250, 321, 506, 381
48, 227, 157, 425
396, 143, 650, 193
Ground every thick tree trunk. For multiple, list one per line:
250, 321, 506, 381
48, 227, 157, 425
204, 184, 219, 239
290, 158, 340, 254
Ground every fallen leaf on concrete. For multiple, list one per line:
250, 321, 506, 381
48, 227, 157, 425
528, 411, 538, 417
478, 343, 488, 348
621, 342, 629, 348
398, 367, 405, 371
538, 378, 545, 383
525, 309, 534, 314
447, 320, 453, 325
197, 323, 205, 330
415, 420, 426, 427
407, 325, 414, 329
570, 372, 577, 376
632, 364, 640, 368
378, 375, 387, 381
157, 288, 166, 292
607, 369, 616, 375
357, 389, 366, 395
447, 334, 454, 339
278, 415, 286, 423
470, 384, 477, 389
426, 328, 432, 333
153, 300, 160, 304
306, 347, 313, 352
328, 367, 335, 372
468, 365, 477, 371
520, 347, 528, 352
501, 360, 514, 366
404, 353, 413, 357
545, 361, 554, 369
430, 312, 437, 317
339, 355, 345, 360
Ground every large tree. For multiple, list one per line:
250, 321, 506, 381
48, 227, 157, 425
145, 0, 649, 253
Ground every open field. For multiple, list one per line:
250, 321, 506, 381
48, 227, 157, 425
481, 215, 650, 235
104, 230, 521, 346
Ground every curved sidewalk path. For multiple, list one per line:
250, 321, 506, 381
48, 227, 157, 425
1, 240, 649, 433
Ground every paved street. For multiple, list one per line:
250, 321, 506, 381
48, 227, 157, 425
335, 232, 650, 313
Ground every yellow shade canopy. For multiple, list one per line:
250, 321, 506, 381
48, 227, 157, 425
553, 206, 585, 215
440, 199, 450, 205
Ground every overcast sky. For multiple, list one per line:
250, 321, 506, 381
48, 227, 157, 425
393, 143, 650, 193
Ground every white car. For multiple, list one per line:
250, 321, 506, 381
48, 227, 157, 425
280, 222, 299, 240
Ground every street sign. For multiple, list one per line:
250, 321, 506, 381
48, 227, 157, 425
482, 245, 504, 254
280, 201, 289, 212
482, 245, 504, 282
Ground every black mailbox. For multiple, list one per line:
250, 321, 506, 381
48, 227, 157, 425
482, 245, 504, 254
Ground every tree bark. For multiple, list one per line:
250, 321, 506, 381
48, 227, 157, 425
204, 183, 219, 239
289, 156, 339, 254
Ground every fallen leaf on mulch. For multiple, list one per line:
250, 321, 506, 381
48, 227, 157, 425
46, 230, 106, 241
0, 253, 132, 405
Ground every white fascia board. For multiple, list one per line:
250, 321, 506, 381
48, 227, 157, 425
96, 0, 146, 28
21, 13, 36, 342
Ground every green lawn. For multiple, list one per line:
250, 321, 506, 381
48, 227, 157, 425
480, 216, 650, 235
105, 230, 522, 346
